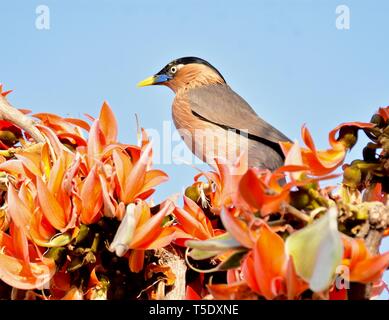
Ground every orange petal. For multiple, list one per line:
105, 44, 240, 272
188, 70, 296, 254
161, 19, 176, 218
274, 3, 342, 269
0, 253, 55, 290
48, 156, 66, 195
36, 177, 67, 231
57, 133, 87, 147
329, 122, 375, 148
377, 106, 389, 121
251, 224, 286, 299
301, 125, 316, 151
80, 165, 103, 225
239, 168, 266, 210
99, 101, 118, 144
220, 209, 253, 248
242, 254, 261, 294
128, 249, 145, 273
123, 143, 153, 203
112, 149, 133, 202
279, 141, 293, 158
130, 201, 173, 248
7, 185, 31, 237
261, 188, 291, 216
99, 174, 116, 218
65, 117, 91, 131
87, 120, 106, 169
186, 285, 201, 300
342, 236, 368, 269
285, 256, 308, 299
9, 223, 29, 265
88, 268, 101, 289
134, 200, 151, 228
174, 207, 211, 241
36, 125, 67, 161
137, 169, 169, 196
15, 154, 41, 177
0, 159, 25, 176
143, 227, 176, 250
175, 196, 213, 240
350, 252, 389, 283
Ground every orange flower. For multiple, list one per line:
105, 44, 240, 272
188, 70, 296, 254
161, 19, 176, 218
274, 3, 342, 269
0, 223, 56, 290
7, 182, 75, 247
174, 196, 217, 241
33, 113, 90, 148
191, 153, 249, 213
109, 200, 175, 272
342, 235, 389, 283
78, 165, 104, 224
112, 142, 168, 205
220, 207, 254, 249
241, 223, 307, 300
33, 101, 118, 150
238, 166, 305, 216
280, 122, 375, 177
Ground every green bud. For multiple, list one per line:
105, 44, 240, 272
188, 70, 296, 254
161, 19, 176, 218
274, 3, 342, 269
290, 190, 311, 210
370, 114, 384, 127
74, 224, 90, 245
185, 185, 201, 203
342, 165, 361, 189
45, 247, 67, 267
338, 127, 358, 149
0, 131, 18, 146
363, 145, 377, 162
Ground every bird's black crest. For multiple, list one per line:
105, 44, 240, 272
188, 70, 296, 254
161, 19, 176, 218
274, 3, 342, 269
158, 57, 226, 83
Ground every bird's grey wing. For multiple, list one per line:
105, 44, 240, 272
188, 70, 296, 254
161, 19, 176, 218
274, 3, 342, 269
188, 84, 291, 157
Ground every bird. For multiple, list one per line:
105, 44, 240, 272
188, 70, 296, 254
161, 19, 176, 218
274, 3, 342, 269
137, 57, 290, 171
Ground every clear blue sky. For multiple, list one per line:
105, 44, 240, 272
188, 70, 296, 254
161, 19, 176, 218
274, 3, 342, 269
1, 0, 388, 298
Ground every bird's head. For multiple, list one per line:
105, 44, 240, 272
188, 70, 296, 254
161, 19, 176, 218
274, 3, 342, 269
137, 57, 226, 93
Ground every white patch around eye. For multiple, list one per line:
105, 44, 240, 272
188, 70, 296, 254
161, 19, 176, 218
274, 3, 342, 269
170, 64, 184, 75
170, 66, 177, 74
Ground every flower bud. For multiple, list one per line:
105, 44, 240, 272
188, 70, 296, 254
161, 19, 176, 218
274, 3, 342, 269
342, 165, 361, 189
290, 190, 310, 210
370, 113, 384, 127
338, 127, 358, 149
109, 203, 137, 257
185, 185, 201, 203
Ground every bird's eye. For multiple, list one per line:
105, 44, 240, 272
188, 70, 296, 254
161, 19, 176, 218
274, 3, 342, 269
170, 66, 177, 74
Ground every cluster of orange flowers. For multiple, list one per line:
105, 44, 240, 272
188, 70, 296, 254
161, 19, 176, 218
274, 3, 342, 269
0, 86, 388, 300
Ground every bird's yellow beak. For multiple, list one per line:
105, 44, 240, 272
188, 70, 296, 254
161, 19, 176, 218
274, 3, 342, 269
137, 74, 172, 87
137, 76, 156, 87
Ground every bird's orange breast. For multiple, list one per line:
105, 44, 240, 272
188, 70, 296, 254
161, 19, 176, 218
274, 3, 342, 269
172, 91, 249, 167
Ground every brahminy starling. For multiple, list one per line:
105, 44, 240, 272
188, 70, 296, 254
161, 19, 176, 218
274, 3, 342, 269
138, 57, 290, 171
